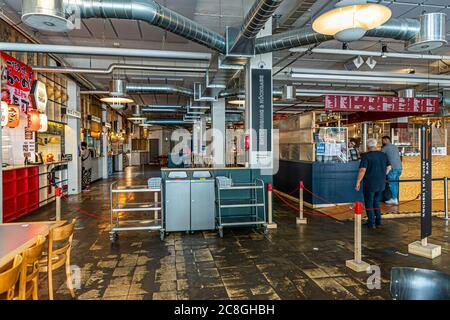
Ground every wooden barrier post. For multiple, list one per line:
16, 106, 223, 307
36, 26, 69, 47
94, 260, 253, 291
267, 183, 277, 229
55, 187, 62, 221
346, 202, 370, 272
296, 181, 307, 225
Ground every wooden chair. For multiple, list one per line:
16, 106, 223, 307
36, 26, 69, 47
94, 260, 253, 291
0, 255, 23, 300
39, 219, 76, 300
17, 235, 46, 300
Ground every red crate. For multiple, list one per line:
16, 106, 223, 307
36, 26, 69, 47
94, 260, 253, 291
16, 194, 28, 212
3, 198, 16, 219
3, 180, 16, 200
16, 178, 29, 196
2, 170, 15, 182
15, 168, 28, 179
28, 175, 38, 191
28, 191, 39, 207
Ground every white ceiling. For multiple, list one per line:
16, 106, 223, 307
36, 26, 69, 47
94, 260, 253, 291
1, 0, 449, 101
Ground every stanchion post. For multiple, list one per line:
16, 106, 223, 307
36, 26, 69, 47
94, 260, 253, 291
445, 177, 448, 221
267, 183, 277, 229
296, 180, 307, 225
56, 187, 62, 221
346, 202, 370, 272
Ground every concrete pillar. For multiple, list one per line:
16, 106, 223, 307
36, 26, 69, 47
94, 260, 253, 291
65, 79, 82, 195
212, 99, 226, 167
245, 18, 273, 170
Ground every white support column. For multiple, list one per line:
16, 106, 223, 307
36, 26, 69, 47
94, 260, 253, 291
65, 79, 82, 195
245, 18, 273, 170
212, 99, 226, 167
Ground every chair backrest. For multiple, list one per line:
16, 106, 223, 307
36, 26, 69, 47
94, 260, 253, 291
48, 219, 76, 257
19, 235, 46, 299
390, 267, 450, 300
0, 255, 23, 300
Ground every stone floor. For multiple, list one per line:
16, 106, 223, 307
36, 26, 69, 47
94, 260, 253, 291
20, 165, 450, 300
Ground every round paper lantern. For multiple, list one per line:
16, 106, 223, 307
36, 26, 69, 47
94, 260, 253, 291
7, 105, 20, 128
1, 101, 8, 126
38, 113, 48, 132
27, 109, 41, 131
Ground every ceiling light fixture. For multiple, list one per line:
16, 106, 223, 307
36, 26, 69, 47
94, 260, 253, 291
381, 44, 388, 58
312, 0, 392, 42
127, 117, 146, 121
228, 99, 245, 106
100, 97, 134, 104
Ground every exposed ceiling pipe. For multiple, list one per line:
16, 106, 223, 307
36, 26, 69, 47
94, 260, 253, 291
22, 0, 226, 53
228, 0, 284, 53
289, 48, 450, 61
125, 83, 193, 96
144, 120, 190, 124
0, 42, 211, 60
272, 88, 396, 97
32, 64, 208, 74
288, 68, 450, 86
255, 18, 421, 54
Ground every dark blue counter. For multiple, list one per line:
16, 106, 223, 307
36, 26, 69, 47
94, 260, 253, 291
274, 160, 364, 206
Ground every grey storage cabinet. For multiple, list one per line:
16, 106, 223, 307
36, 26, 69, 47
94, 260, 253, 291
165, 175, 191, 232
191, 179, 215, 231
164, 170, 215, 233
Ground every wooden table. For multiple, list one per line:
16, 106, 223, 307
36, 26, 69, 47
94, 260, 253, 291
0, 221, 65, 268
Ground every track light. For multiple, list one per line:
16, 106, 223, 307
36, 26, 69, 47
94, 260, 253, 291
381, 44, 388, 58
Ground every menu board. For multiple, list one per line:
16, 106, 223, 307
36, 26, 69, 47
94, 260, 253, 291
324, 95, 439, 114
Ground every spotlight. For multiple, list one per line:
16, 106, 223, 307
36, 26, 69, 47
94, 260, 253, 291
381, 44, 388, 58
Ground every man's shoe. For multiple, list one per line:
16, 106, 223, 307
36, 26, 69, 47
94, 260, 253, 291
363, 221, 376, 229
385, 198, 398, 205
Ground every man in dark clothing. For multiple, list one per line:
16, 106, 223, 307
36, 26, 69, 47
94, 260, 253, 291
355, 138, 392, 229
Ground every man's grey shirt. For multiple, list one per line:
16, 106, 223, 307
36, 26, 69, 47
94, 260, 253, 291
381, 143, 402, 170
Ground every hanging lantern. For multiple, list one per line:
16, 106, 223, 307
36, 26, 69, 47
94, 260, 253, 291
27, 109, 41, 131
7, 105, 20, 128
1, 101, 8, 126
38, 113, 48, 132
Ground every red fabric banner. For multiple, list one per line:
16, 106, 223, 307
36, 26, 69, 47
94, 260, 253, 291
1, 52, 34, 112
324, 95, 438, 114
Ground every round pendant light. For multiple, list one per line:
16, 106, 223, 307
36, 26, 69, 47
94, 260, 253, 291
1, 101, 8, 126
27, 109, 41, 131
38, 113, 48, 132
312, 0, 392, 42
100, 96, 134, 104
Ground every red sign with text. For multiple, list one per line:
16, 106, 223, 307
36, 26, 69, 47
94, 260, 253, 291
1, 51, 34, 112
324, 95, 439, 114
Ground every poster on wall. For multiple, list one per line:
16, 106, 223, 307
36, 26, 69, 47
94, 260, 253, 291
421, 124, 432, 239
251, 68, 272, 169
1, 52, 34, 112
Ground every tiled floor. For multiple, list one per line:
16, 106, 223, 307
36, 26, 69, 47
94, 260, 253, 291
20, 166, 450, 300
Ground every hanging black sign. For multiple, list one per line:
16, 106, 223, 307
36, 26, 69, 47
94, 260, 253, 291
420, 124, 432, 239
251, 68, 272, 153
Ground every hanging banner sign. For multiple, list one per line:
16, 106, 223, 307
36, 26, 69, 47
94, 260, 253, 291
251, 68, 272, 168
1, 52, 34, 112
324, 95, 439, 113
30, 80, 48, 113
88, 115, 101, 123
420, 124, 433, 239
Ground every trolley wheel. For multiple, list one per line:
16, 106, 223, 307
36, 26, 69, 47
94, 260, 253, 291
219, 228, 224, 238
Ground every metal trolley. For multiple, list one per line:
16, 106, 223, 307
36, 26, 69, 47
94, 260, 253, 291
109, 181, 165, 242
215, 178, 267, 238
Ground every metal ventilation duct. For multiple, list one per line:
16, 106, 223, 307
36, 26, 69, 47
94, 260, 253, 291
22, 0, 227, 53
406, 13, 447, 52
397, 89, 415, 98
110, 79, 127, 96
125, 83, 194, 97
365, 18, 421, 41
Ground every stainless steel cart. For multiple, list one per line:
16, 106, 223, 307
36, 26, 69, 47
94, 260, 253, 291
215, 178, 267, 237
110, 181, 164, 242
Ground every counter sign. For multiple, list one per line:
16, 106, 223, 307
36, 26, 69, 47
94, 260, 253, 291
420, 124, 432, 239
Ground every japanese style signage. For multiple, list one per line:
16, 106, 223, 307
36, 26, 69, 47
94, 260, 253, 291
420, 124, 432, 239
30, 80, 48, 113
1, 52, 34, 112
324, 95, 439, 113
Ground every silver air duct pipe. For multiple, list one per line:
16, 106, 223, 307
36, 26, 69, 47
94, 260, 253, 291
228, 0, 284, 53
32, 64, 208, 74
22, 0, 226, 53
256, 18, 423, 54
144, 120, 189, 124
125, 83, 194, 97
0, 42, 211, 60
406, 13, 447, 52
